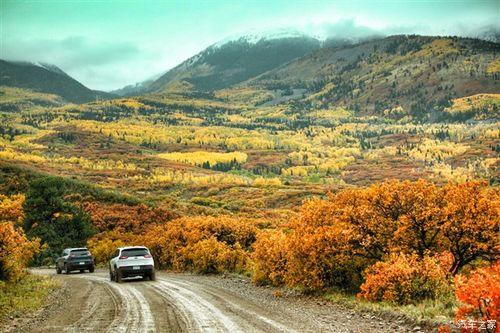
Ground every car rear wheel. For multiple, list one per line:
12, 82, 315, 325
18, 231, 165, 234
56, 266, 61, 274
149, 270, 156, 281
89, 266, 95, 273
116, 269, 122, 283
109, 270, 114, 281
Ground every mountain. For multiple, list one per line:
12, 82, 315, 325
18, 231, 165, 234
110, 71, 165, 97
0, 60, 113, 103
245, 35, 500, 117
147, 33, 322, 93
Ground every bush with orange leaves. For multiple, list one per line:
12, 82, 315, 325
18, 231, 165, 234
357, 253, 453, 305
252, 199, 366, 291
283, 199, 365, 291
0, 194, 25, 226
140, 215, 257, 273
252, 230, 288, 286
183, 237, 248, 274
0, 194, 40, 282
454, 262, 499, 332
87, 230, 139, 264
83, 202, 176, 234
330, 180, 498, 272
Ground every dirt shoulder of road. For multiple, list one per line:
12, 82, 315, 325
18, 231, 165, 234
0, 274, 67, 333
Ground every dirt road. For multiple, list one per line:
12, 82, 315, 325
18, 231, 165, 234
15, 269, 419, 333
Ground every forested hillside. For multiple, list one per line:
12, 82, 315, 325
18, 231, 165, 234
247, 35, 499, 117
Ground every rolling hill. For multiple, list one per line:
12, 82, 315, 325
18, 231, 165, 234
0, 60, 113, 104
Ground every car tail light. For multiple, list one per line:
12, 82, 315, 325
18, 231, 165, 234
119, 256, 128, 259
144, 254, 152, 258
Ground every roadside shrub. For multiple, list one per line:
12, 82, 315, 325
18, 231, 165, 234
0, 222, 40, 282
0, 194, 25, 226
284, 224, 364, 292
252, 230, 288, 286
358, 253, 453, 305
454, 262, 499, 332
142, 216, 257, 273
87, 230, 138, 264
182, 237, 248, 274
0, 194, 40, 282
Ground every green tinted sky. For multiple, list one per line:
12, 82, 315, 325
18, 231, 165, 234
1, 0, 498, 90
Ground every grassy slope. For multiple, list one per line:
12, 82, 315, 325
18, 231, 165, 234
0, 274, 60, 323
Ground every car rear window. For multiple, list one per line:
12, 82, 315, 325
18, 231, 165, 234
70, 249, 89, 256
121, 248, 149, 257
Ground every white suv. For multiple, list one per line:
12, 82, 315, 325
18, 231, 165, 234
109, 246, 155, 282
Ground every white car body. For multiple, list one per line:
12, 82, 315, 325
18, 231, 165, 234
109, 246, 155, 282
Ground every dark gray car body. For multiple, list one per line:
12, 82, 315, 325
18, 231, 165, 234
56, 247, 95, 274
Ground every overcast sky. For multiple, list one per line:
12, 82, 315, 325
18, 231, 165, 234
1, 0, 498, 91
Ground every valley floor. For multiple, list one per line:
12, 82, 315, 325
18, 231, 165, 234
10, 269, 423, 333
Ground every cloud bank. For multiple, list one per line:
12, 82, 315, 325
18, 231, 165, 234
3, 13, 498, 91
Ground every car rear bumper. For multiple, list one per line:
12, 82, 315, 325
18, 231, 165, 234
118, 265, 154, 277
67, 261, 94, 271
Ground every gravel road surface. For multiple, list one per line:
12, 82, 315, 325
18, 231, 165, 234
11, 269, 420, 333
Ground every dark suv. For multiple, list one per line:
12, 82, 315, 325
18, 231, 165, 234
56, 248, 95, 274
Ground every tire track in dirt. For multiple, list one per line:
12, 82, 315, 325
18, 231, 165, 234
62, 281, 119, 332
158, 277, 298, 333
150, 280, 242, 332
70, 274, 156, 333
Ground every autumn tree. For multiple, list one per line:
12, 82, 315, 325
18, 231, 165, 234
331, 180, 446, 260
252, 230, 288, 286
441, 182, 499, 275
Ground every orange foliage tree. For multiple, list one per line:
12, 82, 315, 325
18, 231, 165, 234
252, 230, 288, 286
441, 183, 499, 275
0, 194, 25, 226
331, 180, 446, 260
251, 180, 498, 297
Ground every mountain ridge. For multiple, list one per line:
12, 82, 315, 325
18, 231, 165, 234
0, 60, 114, 104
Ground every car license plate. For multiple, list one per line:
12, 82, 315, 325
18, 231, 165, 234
133, 266, 140, 270
79, 262, 85, 265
